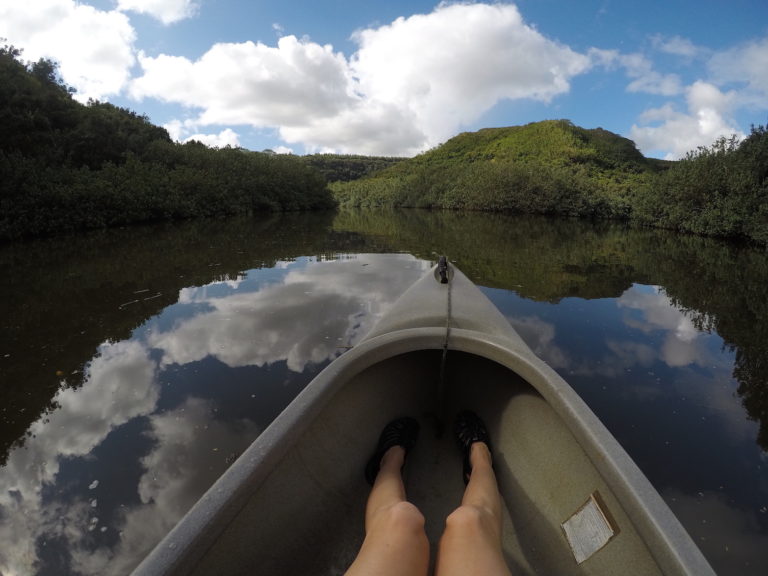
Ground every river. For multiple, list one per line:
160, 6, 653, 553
1, 209, 766, 575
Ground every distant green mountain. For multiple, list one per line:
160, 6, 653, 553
330, 120, 671, 219
401, 120, 666, 170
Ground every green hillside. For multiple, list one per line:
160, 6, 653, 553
331, 120, 670, 219
401, 121, 662, 169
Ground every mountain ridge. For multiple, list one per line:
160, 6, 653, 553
330, 119, 668, 219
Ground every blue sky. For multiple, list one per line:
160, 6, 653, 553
1, 0, 767, 158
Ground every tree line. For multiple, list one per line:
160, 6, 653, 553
300, 154, 405, 182
0, 45, 335, 240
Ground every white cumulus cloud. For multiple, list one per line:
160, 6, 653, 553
346, 2, 590, 151
630, 81, 744, 159
3, 2, 765, 160
117, 0, 200, 24
709, 36, 768, 109
0, 0, 136, 101
129, 3, 590, 155
589, 48, 683, 96
131, 37, 355, 122
623, 34, 768, 158
650, 34, 703, 59
186, 128, 240, 148
165, 120, 241, 148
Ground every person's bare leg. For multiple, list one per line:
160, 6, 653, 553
344, 446, 429, 576
435, 442, 512, 576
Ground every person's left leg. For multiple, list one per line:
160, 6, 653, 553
434, 442, 512, 576
435, 411, 512, 576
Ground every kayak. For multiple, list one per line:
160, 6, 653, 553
133, 259, 715, 575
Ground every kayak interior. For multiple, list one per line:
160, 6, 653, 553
147, 346, 684, 575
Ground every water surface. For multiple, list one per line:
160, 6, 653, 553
1, 210, 766, 575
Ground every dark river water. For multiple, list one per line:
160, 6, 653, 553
1, 209, 767, 575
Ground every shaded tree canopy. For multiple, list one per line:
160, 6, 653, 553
0, 44, 335, 240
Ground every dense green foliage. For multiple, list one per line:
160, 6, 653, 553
0, 45, 334, 240
333, 119, 768, 244
635, 127, 768, 243
332, 120, 670, 219
300, 153, 405, 182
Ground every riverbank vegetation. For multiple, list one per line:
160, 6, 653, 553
634, 127, 768, 243
3, 43, 766, 245
0, 45, 334, 240
332, 120, 768, 245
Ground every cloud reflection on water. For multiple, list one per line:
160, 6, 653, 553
513, 285, 751, 435
617, 284, 708, 368
507, 315, 570, 370
2, 262, 758, 575
150, 255, 431, 372
506, 285, 713, 379
68, 398, 261, 576
0, 339, 158, 575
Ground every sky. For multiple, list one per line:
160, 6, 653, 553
1, 0, 767, 159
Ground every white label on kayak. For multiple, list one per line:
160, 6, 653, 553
561, 492, 616, 564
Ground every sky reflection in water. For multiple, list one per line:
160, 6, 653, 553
1, 254, 766, 575
490, 283, 767, 574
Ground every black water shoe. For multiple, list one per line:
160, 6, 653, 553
365, 417, 420, 485
454, 410, 493, 484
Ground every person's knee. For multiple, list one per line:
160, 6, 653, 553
369, 500, 426, 535
444, 505, 498, 541
385, 501, 426, 535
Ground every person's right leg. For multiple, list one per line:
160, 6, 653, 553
435, 413, 512, 576
344, 446, 430, 576
345, 416, 429, 576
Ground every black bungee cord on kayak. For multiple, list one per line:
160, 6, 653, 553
438, 256, 450, 284
436, 255, 452, 437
